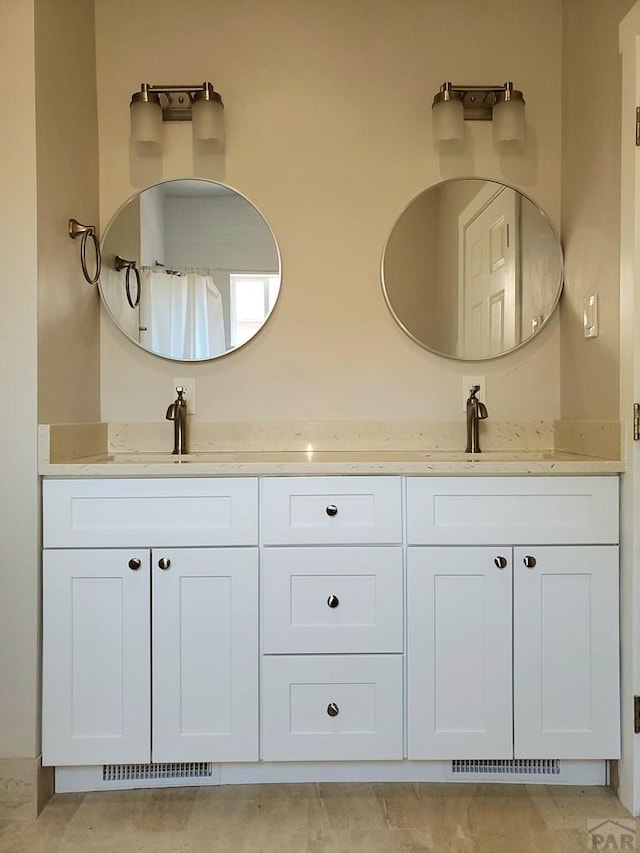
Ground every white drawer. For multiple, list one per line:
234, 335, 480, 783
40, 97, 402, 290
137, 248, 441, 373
261, 654, 403, 761
43, 478, 258, 548
261, 477, 401, 545
262, 547, 403, 654
406, 476, 619, 545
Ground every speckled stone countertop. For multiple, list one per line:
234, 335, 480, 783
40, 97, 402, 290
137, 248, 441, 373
38, 420, 623, 477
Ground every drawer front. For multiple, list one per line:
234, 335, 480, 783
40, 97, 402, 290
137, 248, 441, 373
262, 547, 403, 653
261, 655, 403, 761
43, 478, 258, 547
406, 476, 619, 545
261, 477, 401, 544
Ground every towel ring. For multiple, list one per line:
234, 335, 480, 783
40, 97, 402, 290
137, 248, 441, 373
115, 255, 141, 309
68, 219, 101, 285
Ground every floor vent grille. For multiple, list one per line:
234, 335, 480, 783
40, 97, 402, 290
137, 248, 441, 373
103, 762, 214, 783
451, 759, 561, 776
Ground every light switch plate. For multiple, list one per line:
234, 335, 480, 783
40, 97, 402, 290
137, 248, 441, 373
462, 376, 486, 412
583, 295, 599, 338
172, 378, 196, 414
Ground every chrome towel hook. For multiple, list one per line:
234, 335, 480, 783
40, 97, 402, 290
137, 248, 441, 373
69, 218, 101, 285
115, 255, 141, 309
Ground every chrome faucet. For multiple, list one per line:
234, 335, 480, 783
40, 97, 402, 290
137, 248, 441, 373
465, 384, 488, 453
166, 386, 188, 455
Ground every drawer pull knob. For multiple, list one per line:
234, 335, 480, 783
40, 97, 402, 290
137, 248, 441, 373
128, 558, 141, 571
326, 504, 338, 517
158, 557, 171, 570
523, 555, 537, 569
327, 594, 340, 608
327, 702, 339, 717
494, 556, 507, 569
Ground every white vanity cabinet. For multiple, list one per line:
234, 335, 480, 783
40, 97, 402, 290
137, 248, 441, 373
406, 476, 620, 762
260, 477, 404, 761
42, 471, 621, 782
42, 478, 259, 767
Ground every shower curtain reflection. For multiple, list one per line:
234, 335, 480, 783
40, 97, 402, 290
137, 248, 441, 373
139, 271, 226, 360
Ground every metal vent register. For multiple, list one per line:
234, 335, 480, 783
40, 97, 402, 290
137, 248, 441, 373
103, 763, 214, 783
452, 759, 561, 776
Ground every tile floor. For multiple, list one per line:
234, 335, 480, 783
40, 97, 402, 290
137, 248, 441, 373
0, 782, 633, 852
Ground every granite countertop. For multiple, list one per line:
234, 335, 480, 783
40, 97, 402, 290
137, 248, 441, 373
38, 421, 624, 477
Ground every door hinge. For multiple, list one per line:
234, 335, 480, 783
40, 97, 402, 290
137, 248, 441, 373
635, 696, 640, 733
635, 403, 640, 441
636, 107, 640, 146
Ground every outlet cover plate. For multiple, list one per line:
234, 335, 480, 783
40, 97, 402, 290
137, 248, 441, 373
172, 378, 196, 414
462, 376, 486, 412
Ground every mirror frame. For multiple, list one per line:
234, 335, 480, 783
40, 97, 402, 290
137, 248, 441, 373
99, 178, 282, 362
380, 177, 564, 361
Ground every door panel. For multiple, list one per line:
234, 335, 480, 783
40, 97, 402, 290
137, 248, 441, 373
42, 549, 150, 765
152, 547, 258, 762
407, 546, 513, 759
514, 546, 620, 758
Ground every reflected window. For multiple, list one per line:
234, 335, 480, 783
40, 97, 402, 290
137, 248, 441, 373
230, 274, 279, 346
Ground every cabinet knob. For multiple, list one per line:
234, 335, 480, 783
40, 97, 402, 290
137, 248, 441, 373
327, 702, 339, 717
327, 594, 340, 608
523, 555, 537, 569
494, 556, 508, 569
326, 504, 338, 517
158, 557, 171, 570
128, 558, 141, 571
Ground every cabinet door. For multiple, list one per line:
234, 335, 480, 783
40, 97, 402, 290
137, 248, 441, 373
407, 547, 513, 759
514, 545, 620, 758
152, 548, 258, 762
42, 549, 150, 766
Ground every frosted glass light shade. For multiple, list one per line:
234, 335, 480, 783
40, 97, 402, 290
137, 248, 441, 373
432, 97, 464, 145
192, 98, 225, 148
493, 97, 525, 146
130, 98, 162, 150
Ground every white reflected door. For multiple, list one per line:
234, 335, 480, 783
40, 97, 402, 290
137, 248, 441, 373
459, 186, 519, 358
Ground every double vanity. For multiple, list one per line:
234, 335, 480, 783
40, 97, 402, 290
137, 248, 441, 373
46, 174, 622, 791
39, 422, 623, 792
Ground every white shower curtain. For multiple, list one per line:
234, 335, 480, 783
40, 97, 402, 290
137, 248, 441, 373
139, 271, 226, 359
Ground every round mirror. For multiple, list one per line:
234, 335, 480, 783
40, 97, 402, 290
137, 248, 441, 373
381, 178, 563, 361
99, 179, 281, 361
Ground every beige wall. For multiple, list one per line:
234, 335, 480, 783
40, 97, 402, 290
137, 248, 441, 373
95, 0, 562, 423
0, 0, 100, 783
36, 0, 100, 424
0, 0, 40, 760
560, 0, 635, 420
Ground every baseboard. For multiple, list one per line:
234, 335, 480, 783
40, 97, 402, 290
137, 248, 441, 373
0, 756, 53, 818
55, 759, 607, 793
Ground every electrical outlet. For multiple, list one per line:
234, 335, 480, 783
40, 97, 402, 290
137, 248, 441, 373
462, 375, 486, 412
583, 294, 599, 338
172, 378, 196, 414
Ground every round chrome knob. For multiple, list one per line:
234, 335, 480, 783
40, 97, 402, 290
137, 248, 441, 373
158, 557, 171, 570
326, 504, 338, 517
327, 703, 339, 717
327, 595, 340, 609
494, 556, 508, 569
128, 558, 141, 571
523, 555, 537, 569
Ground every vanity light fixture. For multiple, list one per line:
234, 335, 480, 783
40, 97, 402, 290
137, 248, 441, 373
432, 81, 525, 147
130, 81, 224, 152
